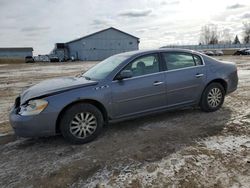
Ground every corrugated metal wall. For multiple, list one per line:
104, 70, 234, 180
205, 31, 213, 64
0, 50, 32, 58
67, 29, 139, 61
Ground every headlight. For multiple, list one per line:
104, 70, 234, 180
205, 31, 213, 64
19, 99, 48, 116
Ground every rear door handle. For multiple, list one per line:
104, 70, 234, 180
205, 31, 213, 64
153, 81, 164, 86
195, 73, 204, 78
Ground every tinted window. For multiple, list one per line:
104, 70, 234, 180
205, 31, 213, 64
162, 53, 195, 70
193, 55, 203, 65
123, 54, 160, 77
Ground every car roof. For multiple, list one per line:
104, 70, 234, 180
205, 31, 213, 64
117, 48, 199, 58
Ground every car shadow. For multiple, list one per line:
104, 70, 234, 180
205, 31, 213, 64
107, 106, 232, 135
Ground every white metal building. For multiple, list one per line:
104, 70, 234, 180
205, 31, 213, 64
53, 27, 139, 61
0, 47, 33, 58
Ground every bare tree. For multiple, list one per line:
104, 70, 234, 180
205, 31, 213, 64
209, 25, 219, 44
200, 24, 219, 45
219, 29, 232, 44
200, 25, 210, 44
200, 25, 210, 45
243, 22, 250, 44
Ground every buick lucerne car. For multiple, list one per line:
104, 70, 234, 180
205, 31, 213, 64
9, 49, 238, 144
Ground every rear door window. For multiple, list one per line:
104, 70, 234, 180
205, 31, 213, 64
162, 53, 196, 71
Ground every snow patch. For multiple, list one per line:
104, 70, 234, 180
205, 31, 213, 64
82, 135, 250, 187
203, 135, 250, 154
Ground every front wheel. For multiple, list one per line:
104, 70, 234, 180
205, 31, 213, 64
60, 103, 104, 144
200, 83, 225, 112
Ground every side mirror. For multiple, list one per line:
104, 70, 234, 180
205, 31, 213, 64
116, 70, 133, 80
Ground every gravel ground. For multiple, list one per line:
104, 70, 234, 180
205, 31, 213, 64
0, 56, 249, 188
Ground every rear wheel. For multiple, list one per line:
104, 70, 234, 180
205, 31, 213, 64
60, 103, 103, 144
200, 83, 225, 112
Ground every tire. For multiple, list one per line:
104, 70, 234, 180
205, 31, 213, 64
200, 83, 225, 112
60, 103, 104, 144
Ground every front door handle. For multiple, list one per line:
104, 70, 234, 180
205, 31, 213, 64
153, 81, 164, 86
195, 73, 204, 78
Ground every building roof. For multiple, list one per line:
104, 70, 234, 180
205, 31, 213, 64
66, 27, 139, 44
0, 47, 33, 51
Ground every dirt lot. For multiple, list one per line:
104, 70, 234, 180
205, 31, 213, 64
0, 56, 249, 188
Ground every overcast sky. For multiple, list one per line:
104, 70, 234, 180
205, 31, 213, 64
0, 0, 250, 55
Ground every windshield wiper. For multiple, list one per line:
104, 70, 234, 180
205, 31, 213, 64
75, 72, 91, 80
84, 76, 91, 80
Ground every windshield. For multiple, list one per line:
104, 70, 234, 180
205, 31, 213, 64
83, 54, 128, 80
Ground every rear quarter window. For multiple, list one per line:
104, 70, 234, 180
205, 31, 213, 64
193, 55, 203, 65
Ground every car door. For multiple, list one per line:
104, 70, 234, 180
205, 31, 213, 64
111, 53, 166, 118
161, 52, 206, 107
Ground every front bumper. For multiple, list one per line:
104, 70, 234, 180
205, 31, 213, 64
9, 107, 57, 138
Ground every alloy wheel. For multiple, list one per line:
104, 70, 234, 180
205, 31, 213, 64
207, 88, 222, 108
69, 112, 97, 139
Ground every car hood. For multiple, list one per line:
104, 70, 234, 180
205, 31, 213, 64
20, 76, 98, 104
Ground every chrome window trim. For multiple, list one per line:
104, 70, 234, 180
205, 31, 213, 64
161, 52, 205, 72
162, 64, 205, 73
112, 51, 206, 82
112, 63, 205, 83
112, 71, 164, 83
164, 52, 205, 73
